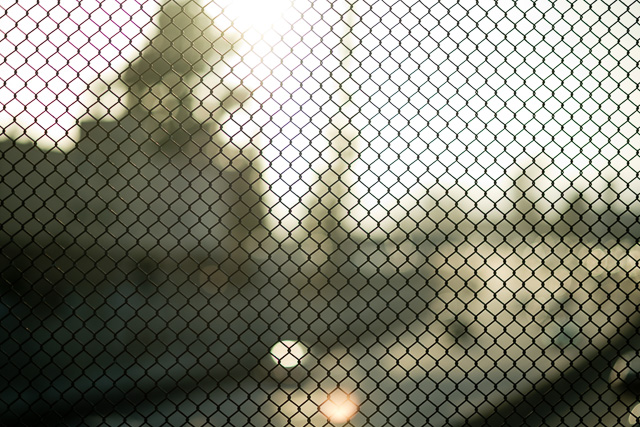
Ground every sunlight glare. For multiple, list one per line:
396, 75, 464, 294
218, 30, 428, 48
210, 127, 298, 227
205, 0, 291, 36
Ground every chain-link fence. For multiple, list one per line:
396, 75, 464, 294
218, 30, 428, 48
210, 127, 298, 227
2, 0, 640, 425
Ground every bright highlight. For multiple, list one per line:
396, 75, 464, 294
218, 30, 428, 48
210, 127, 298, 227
205, 0, 291, 35
270, 340, 306, 368
629, 402, 640, 426
319, 389, 358, 423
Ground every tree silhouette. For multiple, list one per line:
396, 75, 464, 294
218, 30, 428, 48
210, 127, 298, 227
304, 0, 360, 251
109, 0, 266, 264
554, 189, 602, 242
121, 0, 232, 146
508, 153, 550, 240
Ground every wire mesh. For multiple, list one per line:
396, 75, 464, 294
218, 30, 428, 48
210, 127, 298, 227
1, 0, 640, 425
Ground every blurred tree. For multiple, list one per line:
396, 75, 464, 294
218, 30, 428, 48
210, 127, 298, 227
304, 0, 360, 256
508, 154, 550, 240
122, 0, 227, 146
113, 0, 266, 266
557, 190, 594, 240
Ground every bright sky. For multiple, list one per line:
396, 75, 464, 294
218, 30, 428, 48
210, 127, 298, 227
213, 0, 640, 232
2, 0, 639, 234
0, 0, 158, 150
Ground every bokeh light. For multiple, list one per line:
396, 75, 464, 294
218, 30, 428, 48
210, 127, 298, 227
270, 340, 306, 368
319, 389, 358, 423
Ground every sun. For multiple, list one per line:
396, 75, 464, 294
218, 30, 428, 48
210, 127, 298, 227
204, 0, 292, 35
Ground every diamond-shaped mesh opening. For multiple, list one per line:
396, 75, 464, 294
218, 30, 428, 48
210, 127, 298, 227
2, 0, 640, 425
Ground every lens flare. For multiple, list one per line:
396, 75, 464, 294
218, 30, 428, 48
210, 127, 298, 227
319, 389, 358, 423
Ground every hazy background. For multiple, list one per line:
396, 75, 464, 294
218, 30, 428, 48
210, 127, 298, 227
2, 0, 638, 240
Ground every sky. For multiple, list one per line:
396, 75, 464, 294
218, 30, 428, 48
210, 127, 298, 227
1, 0, 639, 235
0, 0, 158, 150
